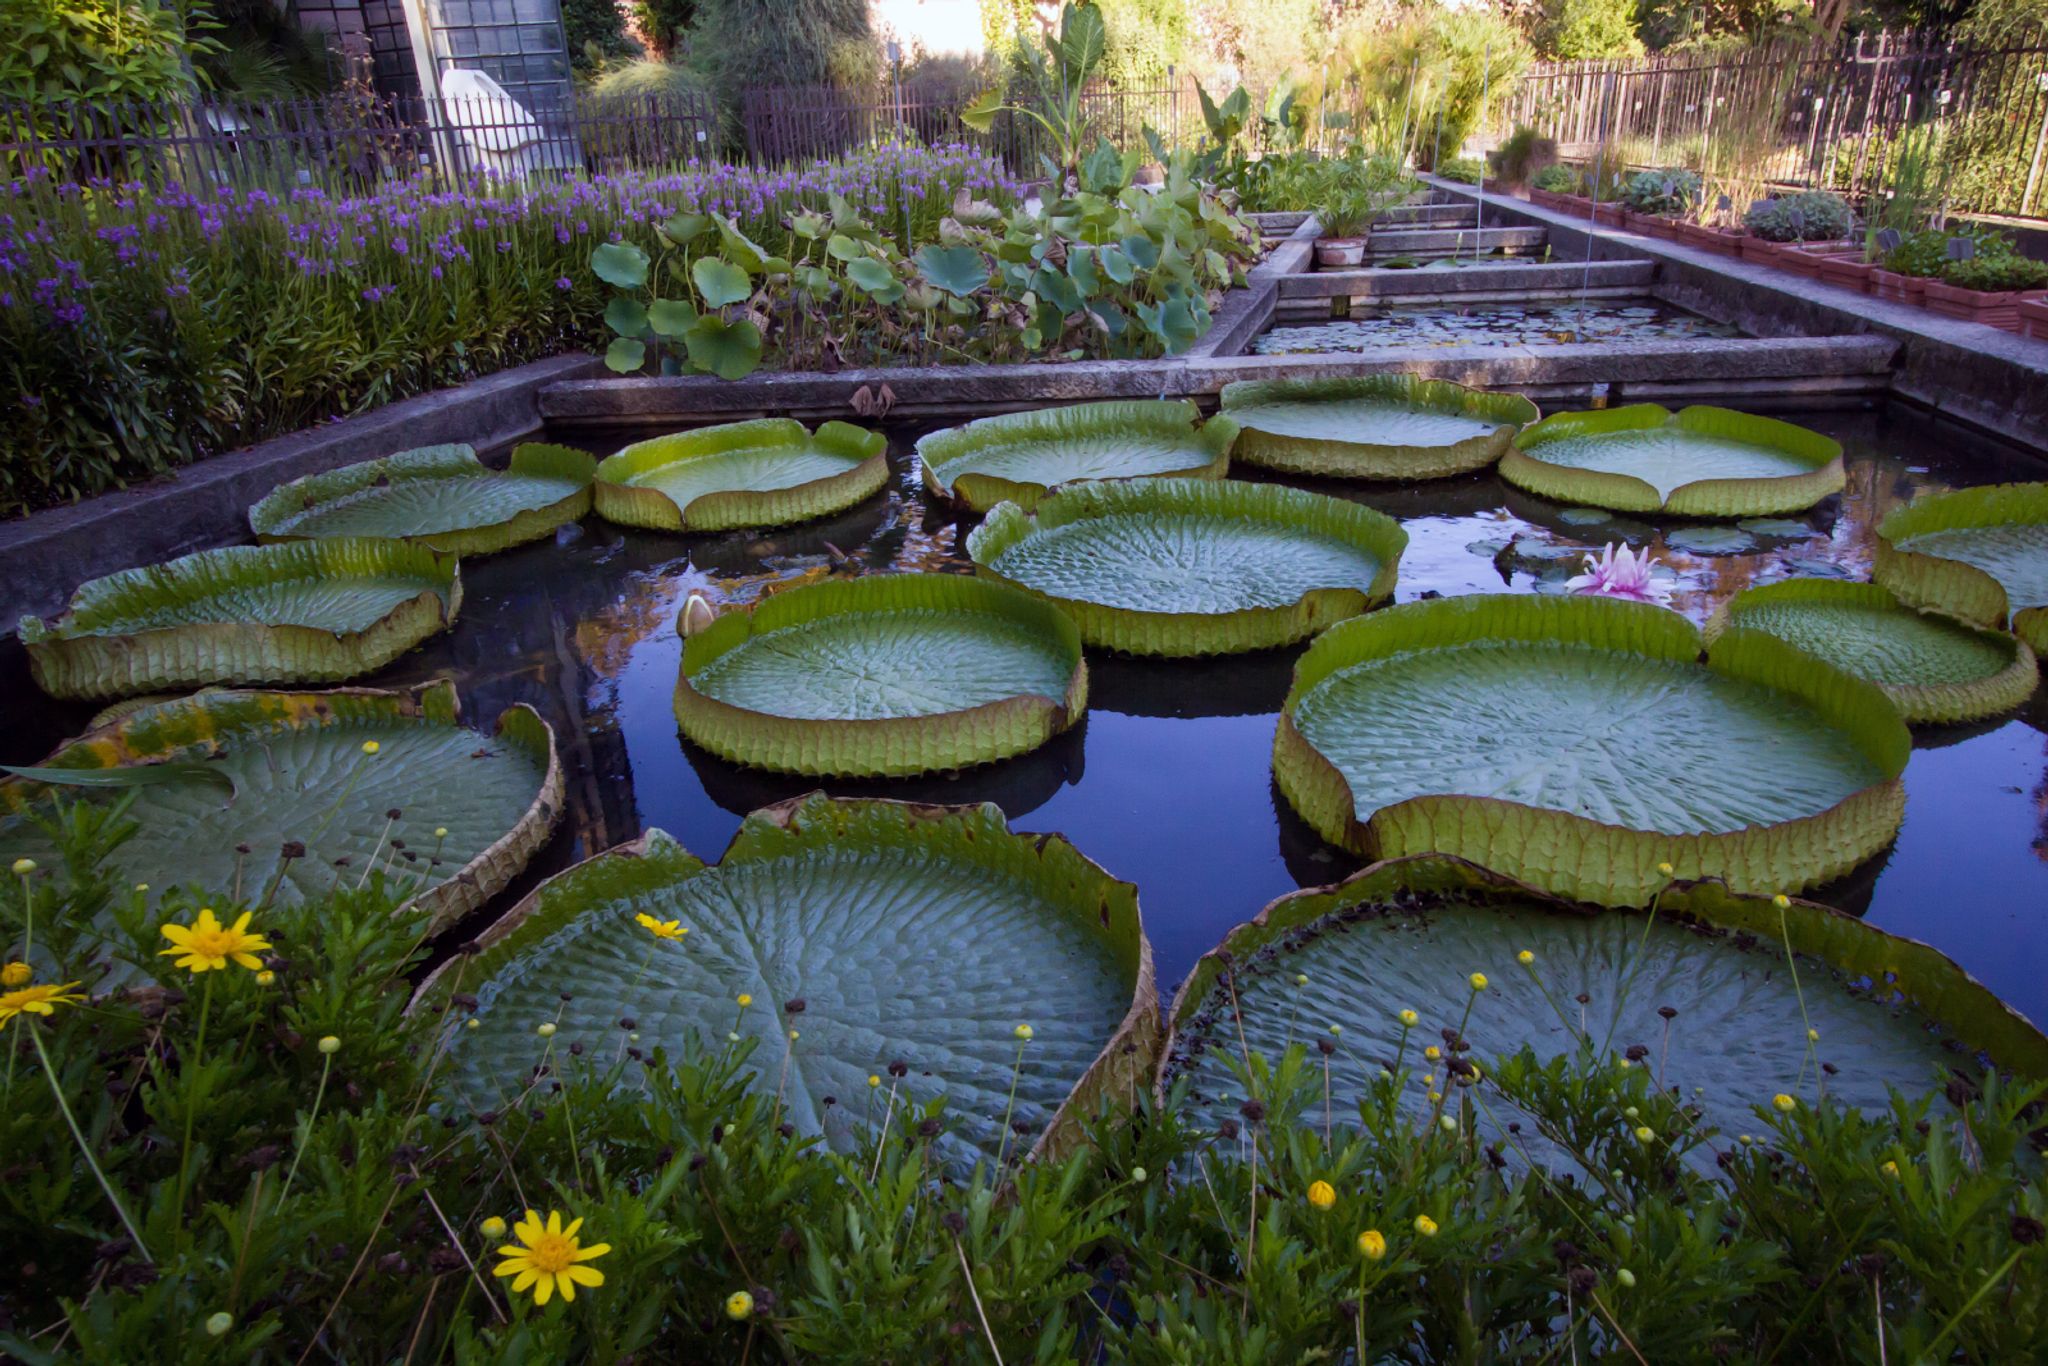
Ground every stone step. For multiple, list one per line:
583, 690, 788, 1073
1366, 226, 1550, 259
1282, 258, 1655, 301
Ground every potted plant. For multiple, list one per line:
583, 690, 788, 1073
1313, 189, 1372, 269
1529, 163, 1578, 210
1619, 168, 1700, 240
1872, 229, 1945, 304
1923, 248, 2048, 331
1741, 191, 1854, 270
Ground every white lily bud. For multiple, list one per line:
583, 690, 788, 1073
680, 591, 718, 638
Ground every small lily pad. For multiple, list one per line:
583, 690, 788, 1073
1738, 518, 1819, 539
1559, 507, 1611, 526
1664, 526, 1757, 555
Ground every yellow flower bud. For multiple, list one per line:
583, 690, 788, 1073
1, 961, 30, 988
361, 741, 380, 755
1294, 973, 1309, 987
1439, 1115, 1458, 1133
317, 1035, 340, 1054
1357, 1228, 1386, 1260
465, 1018, 480, 1030
537, 1022, 557, 1038
1130, 1167, 1147, 1183
1413, 1214, 1438, 1237
725, 1290, 754, 1320
1307, 1179, 1335, 1210
1806, 1027, 1819, 1042
1773, 1093, 1796, 1112
788, 1029, 800, 1041
868, 1074, 882, 1088
1635, 1126, 1655, 1142
1880, 1160, 1899, 1178
1398, 1008, 1418, 1027
205, 1312, 233, 1337
1327, 1024, 1342, 1037
1423, 1045, 1441, 1060
10, 858, 35, 876
736, 993, 752, 1007
255, 970, 276, 987
1656, 861, 1674, 877
434, 827, 449, 839
1517, 950, 1534, 966
1771, 893, 1790, 909
481, 1215, 508, 1239
1468, 972, 1488, 992
1013, 1023, 1034, 1041
1617, 1268, 1636, 1288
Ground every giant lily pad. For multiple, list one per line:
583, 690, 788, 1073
1875, 482, 2048, 655
915, 401, 1237, 513
0, 680, 561, 938
1220, 375, 1539, 480
412, 795, 1158, 1167
966, 479, 1406, 657
1161, 855, 2047, 1157
675, 574, 1088, 777
249, 443, 597, 555
1705, 579, 2037, 725
1501, 405, 1845, 516
1273, 594, 1908, 904
594, 419, 887, 532
20, 540, 461, 701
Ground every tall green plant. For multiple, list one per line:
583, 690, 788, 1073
963, 0, 1111, 185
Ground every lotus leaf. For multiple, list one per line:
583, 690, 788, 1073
1502, 405, 1845, 516
1221, 375, 1539, 480
594, 419, 888, 532
1875, 482, 2048, 654
413, 795, 1158, 1167
249, 443, 597, 555
676, 574, 1088, 777
0, 680, 561, 939
917, 401, 1237, 513
1706, 579, 2037, 725
20, 540, 461, 701
1162, 855, 2048, 1162
967, 479, 1405, 656
1273, 595, 1909, 904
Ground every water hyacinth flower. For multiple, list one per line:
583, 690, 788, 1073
1565, 542, 1672, 605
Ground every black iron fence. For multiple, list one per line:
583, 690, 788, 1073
1496, 32, 2048, 219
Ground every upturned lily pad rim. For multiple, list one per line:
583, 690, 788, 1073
249, 443, 598, 555
1220, 374, 1540, 480
0, 679, 564, 936
1274, 594, 1910, 905
19, 539, 463, 701
914, 400, 1238, 513
1703, 577, 2038, 726
1874, 482, 2048, 655
966, 477, 1408, 657
1503, 404, 1846, 516
1157, 852, 2048, 1101
593, 418, 888, 532
674, 573, 1089, 778
411, 793, 1160, 1164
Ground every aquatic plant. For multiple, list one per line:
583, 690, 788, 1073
1565, 541, 1670, 605
1875, 482, 2048, 654
593, 419, 887, 531
1503, 405, 1845, 517
1223, 375, 1538, 481
674, 575, 1088, 776
916, 401, 1237, 512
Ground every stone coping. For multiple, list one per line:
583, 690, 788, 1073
1425, 177, 2048, 452
0, 354, 599, 637
1280, 259, 1654, 300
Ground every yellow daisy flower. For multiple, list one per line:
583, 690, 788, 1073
1306, 1179, 1335, 1210
492, 1209, 610, 1305
0, 980, 85, 1031
635, 914, 688, 941
158, 908, 271, 974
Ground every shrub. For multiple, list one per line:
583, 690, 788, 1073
3, 810, 2045, 1360
1622, 167, 1702, 216
1438, 156, 1485, 183
1491, 125, 1557, 186
565, 0, 639, 73
1531, 0, 1646, 59
628, 0, 695, 57
1744, 190, 1852, 242
1940, 250, 2048, 292
1532, 162, 1581, 193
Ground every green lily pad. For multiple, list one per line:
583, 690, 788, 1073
20, 540, 461, 701
0, 680, 562, 941
1161, 855, 2048, 1159
1502, 405, 1845, 516
413, 795, 1159, 1168
1663, 525, 1757, 555
1706, 579, 2037, 725
1559, 507, 1611, 526
915, 401, 1237, 514
1738, 518, 1819, 539
967, 478, 1406, 657
594, 419, 888, 532
676, 574, 1088, 777
1221, 375, 1538, 480
249, 443, 597, 556
1876, 483, 2048, 655
1273, 594, 1909, 904
1779, 555, 1854, 579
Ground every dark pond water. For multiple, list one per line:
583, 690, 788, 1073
4, 402, 2044, 1026
1253, 298, 1741, 354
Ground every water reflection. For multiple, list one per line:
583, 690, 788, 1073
1, 405, 2042, 1023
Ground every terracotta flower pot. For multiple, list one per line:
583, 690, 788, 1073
1817, 256, 1874, 293
1774, 242, 1858, 280
1740, 236, 1789, 266
1314, 239, 1366, 269
1592, 202, 1625, 226
1923, 279, 2040, 332
2020, 295, 2048, 340
1869, 269, 1929, 305
1528, 188, 1556, 209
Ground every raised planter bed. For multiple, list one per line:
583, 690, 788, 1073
1922, 281, 2048, 333
1591, 202, 1625, 226
1816, 255, 1875, 294
1775, 242, 1860, 280
1870, 269, 1928, 305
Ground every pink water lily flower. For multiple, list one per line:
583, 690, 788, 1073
1565, 542, 1672, 605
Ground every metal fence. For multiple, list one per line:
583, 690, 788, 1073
1495, 32, 2048, 219
0, 88, 719, 189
